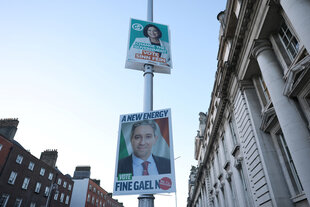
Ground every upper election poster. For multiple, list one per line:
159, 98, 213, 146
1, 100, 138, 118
125, 18, 172, 74
113, 109, 176, 195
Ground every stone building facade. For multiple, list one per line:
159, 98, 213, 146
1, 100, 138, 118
187, 0, 310, 207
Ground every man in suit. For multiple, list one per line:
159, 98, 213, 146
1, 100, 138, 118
118, 120, 171, 176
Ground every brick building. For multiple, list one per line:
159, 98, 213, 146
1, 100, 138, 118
70, 166, 123, 207
0, 119, 74, 207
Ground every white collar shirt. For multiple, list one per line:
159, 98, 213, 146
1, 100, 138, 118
132, 154, 159, 176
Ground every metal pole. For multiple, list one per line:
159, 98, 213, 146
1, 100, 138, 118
139, 0, 155, 206
143, 64, 154, 112
143, 0, 154, 112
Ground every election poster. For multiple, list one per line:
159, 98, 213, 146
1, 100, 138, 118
125, 18, 172, 74
113, 109, 176, 195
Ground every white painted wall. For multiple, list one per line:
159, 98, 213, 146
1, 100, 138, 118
70, 178, 89, 207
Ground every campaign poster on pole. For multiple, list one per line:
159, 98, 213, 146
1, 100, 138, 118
125, 18, 172, 74
113, 109, 176, 195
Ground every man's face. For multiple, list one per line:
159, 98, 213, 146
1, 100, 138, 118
131, 125, 158, 161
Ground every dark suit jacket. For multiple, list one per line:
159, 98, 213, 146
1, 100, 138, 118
117, 154, 171, 176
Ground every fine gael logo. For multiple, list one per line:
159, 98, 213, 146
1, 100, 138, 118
132, 23, 143, 31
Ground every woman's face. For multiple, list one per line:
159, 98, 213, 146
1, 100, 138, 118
147, 26, 160, 39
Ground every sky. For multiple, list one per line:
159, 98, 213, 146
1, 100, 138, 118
0, 0, 226, 206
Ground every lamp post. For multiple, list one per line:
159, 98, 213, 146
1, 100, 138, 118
138, 1, 155, 207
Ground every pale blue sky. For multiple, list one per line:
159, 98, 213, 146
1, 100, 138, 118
0, 0, 226, 206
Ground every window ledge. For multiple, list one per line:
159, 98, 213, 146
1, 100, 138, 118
291, 192, 306, 203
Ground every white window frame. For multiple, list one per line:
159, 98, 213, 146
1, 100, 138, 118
228, 119, 238, 147
28, 162, 35, 171
221, 135, 229, 163
8, 171, 17, 185
278, 19, 299, 61
13, 198, 22, 207
63, 181, 67, 188
57, 178, 62, 185
44, 187, 50, 197
22, 177, 30, 190
30, 202, 36, 207
0, 144, 3, 151
60, 193, 64, 203
48, 173, 53, 180
271, 125, 304, 197
253, 76, 271, 110
40, 168, 45, 176
68, 184, 72, 191
35, 182, 41, 193
54, 191, 59, 200
87, 194, 91, 202
65, 195, 70, 204
0, 194, 10, 207
16, 155, 23, 164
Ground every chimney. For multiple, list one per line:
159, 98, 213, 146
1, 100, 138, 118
0, 118, 19, 141
91, 179, 101, 186
73, 166, 91, 179
40, 149, 58, 168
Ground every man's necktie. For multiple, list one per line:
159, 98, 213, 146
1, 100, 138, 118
142, 161, 150, 175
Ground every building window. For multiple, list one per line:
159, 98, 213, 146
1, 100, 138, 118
0, 194, 9, 207
40, 168, 45, 176
0, 144, 3, 151
221, 136, 229, 163
216, 149, 222, 175
93, 187, 96, 193
60, 193, 64, 203
57, 178, 62, 185
48, 173, 53, 180
92, 196, 95, 204
63, 181, 67, 188
278, 20, 299, 61
87, 194, 91, 202
44, 187, 50, 197
259, 77, 271, 106
68, 184, 72, 191
8, 171, 17, 185
65, 195, 70, 204
35, 182, 41, 193
229, 120, 238, 146
28, 162, 35, 171
13, 198, 22, 207
239, 168, 252, 206
30, 202, 36, 207
16, 155, 23, 164
22, 177, 30, 190
54, 191, 59, 200
96, 199, 99, 206
277, 132, 303, 195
